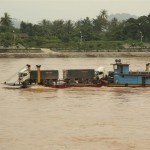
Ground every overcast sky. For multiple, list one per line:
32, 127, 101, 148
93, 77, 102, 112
0, 0, 150, 23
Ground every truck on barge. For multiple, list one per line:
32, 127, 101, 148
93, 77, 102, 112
4, 64, 105, 88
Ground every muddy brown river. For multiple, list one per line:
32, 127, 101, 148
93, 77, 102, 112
0, 57, 150, 150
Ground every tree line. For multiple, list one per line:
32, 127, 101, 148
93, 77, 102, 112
0, 10, 150, 49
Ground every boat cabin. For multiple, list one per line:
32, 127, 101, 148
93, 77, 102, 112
111, 59, 150, 85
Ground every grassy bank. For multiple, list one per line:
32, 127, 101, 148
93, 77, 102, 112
27, 40, 149, 51
30, 40, 125, 50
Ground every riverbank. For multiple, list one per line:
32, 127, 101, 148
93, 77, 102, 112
0, 48, 150, 58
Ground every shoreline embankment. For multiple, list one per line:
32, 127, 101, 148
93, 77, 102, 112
0, 48, 150, 58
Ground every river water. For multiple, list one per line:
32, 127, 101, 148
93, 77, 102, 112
0, 57, 150, 150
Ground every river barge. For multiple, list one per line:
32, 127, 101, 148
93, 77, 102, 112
3, 59, 150, 88
4, 65, 103, 88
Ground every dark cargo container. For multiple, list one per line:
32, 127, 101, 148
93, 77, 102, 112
30, 70, 59, 85
63, 69, 95, 84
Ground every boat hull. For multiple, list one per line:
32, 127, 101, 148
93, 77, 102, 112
107, 84, 150, 87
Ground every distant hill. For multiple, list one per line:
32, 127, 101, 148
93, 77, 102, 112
108, 13, 138, 21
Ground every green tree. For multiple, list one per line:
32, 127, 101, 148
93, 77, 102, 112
0, 32, 13, 47
123, 18, 139, 40
20, 21, 33, 36
75, 17, 93, 41
39, 19, 51, 27
100, 9, 108, 20
0, 12, 13, 27
61, 20, 74, 42
109, 17, 119, 29
93, 10, 108, 40
137, 15, 150, 41
38, 19, 52, 37
51, 20, 64, 39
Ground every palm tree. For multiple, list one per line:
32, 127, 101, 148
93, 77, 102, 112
39, 19, 51, 27
93, 10, 108, 32
111, 17, 118, 27
100, 9, 108, 20
0, 12, 12, 27
64, 20, 74, 34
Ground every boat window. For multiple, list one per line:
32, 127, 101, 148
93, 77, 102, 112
23, 73, 28, 76
99, 72, 103, 75
95, 71, 103, 75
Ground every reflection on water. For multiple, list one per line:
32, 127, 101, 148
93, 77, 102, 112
0, 58, 150, 150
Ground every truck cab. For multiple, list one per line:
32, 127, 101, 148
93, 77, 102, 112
18, 68, 30, 85
95, 67, 107, 80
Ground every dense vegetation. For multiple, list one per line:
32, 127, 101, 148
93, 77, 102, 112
0, 10, 150, 50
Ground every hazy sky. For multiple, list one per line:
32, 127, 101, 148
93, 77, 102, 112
0, 0, 150, 23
